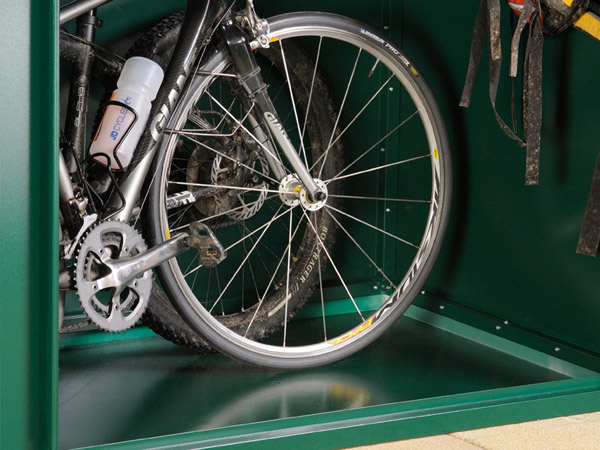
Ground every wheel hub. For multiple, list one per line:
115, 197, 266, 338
278, 175, 328, 211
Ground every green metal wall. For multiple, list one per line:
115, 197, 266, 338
398, 2, 600, 354
0, 1, 58, 449
65, 1, 600, 356
243, 1, 600, 355
3, 0, 600, 448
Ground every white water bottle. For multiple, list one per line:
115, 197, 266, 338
90, 56, 164, 170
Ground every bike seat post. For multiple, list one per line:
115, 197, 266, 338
64, 8, 103, 174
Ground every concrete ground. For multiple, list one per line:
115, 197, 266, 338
349, 412, 600, 449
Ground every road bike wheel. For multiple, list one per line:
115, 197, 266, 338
145, 12, 451, 369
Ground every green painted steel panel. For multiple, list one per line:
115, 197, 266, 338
395, 2, 600, 354
62, 0, 600, 357
58, 314, 573, 449
0, 0, 595, 448
66, 380, 600, 450
0, 0, 59, 449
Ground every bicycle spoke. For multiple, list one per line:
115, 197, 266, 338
191, 257, 201, 293
302, 210, 365, 322
283, 207, 294, 346
301, 37, 323, 145
206, 92, 291, 173
208, 204, 285, 314
239, 218, 282, 262
224, 206, 291, 253
326, 109, 419, 181
179, 133, 280, 185
168, 181, 279, 195
270, 75, 289, 105
326, 154, 431, 184
168, 203, 196, 230
325, 204, 419, 249
238, 224, 262, 311
278, 39, 308, 169
318, 48, 362, 178
169, 193, 278, 233
325, 73, 395, 154
313, 214, 327, 341
325, 208, 397, 289
183, 260, 204, 279
170, 98, 249, 136
203, 268, 213, 309
328, 193, 430, 204
240, 225, 246, 311
215, 267, 224, 316
182, 252, 201, 278
244, 209, 305, 337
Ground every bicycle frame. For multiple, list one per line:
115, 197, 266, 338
59, 0, 225, 236
59, 0, 322, 240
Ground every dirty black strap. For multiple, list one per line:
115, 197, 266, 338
523, 13, 544, 185
510, 0, 534, 77
461, 0, 546, 185
577, 151, 600, 256
460, 0, 524, 144
459, 0, 488, 108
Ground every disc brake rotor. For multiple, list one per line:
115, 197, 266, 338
75, 220, 152, 332
185, 134, 269, 221
212, 151, 269, 221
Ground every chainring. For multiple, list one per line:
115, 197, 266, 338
75, 220, 152, 332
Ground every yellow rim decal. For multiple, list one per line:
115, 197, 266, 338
410, 66, 419, 76
270, 37, 279, 42
329, 317, 374, 345
166, 228, 171, 240
433, 148, 439, 160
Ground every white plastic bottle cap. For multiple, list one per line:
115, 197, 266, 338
117, 56, 164, 100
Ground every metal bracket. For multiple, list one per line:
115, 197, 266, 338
238, 0, 271, 48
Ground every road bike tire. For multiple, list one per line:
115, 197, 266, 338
145, 11, 451, 369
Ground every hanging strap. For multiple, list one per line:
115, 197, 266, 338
460, 0, 544, 185
577, 151, 600, 256
522, 12, 544, 184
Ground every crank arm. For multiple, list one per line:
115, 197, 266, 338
59, 222, 226, 291
94, 234, 189, 291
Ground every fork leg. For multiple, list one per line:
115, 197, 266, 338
219, 18, 325, 201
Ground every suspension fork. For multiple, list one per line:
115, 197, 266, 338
219, 17, 325, 202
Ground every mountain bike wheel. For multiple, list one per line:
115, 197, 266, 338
145, 12, 451, 369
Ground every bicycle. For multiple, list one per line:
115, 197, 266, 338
58, 0, 451, 369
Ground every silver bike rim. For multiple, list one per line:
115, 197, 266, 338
157, 15, 447, 363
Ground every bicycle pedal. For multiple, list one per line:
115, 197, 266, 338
186, 222, 227, 268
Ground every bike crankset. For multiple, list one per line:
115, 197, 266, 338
74, 219, 226, 332
76, 220, 153, 332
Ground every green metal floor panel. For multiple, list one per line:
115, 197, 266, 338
59, 315, 572, 450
